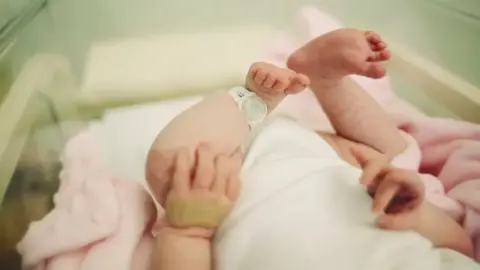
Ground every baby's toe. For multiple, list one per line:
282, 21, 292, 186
365, 31, 389, 53
272, 75, 290, 92
262, 72, 277, 88
371, 41, 387, 52
296, 73, 310, 87
363, 62, 386, 79
367, 50, 391, 62
286, 73, 309, 94
254, 68, 268, 85
365, 31, 382, 45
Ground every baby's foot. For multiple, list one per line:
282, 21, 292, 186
245, 62, 310, 111
287, 29, 390, 85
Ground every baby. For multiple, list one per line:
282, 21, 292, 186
146, 29, 475, 270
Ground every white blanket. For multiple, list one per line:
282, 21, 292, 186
215, 116, 479, 270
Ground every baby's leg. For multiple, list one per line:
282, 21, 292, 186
288, 30, 406, 158
319, 131, 383, 168
146, 62, 307, 206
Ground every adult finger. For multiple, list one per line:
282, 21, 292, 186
226, 152, 243, 200
145, 149, 175, 203
193, 144, 215, 189
226, 175, 241, 201
212, 154, 231, 195
172, 148, 191, 196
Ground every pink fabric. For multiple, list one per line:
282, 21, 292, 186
397, 117, 480, 259
16, 6, 480, 268
17, 131, 156, 270
270, 6, 480, 260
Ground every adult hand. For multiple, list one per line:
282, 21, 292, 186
163, 144, 242, 238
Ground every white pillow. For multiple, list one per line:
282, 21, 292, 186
79, 25, 278, 106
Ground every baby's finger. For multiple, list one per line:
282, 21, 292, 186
372, 181, 400, 214
401, 171, 425, 200
359, 158, 388, 186
212, 153, 231, 193
226, 175, 241, 201
388, 169, 425, 208
172, 148, 191, 196
193, 144, 215, 189
384, 196, 421, 215
376, 212, 416, 231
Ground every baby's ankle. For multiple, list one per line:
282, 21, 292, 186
310, 77, 344, 92
244, 80, 286, 113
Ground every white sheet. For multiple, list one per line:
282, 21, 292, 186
215, 116, 479, 270
86, 95, 479, 269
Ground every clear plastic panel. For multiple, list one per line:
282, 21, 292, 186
0, 0, 36, 31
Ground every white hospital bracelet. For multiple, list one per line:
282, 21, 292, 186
228, 86, 268, 129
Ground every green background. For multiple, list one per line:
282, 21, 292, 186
1, 0, 479, 116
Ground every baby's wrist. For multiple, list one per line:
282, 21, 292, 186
156, 225, 214, 240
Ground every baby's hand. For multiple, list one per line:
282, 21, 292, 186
360, 158, 425, 230
163, 144, 242, 238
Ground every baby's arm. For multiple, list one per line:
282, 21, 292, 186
151, 228, 212, 270
312, 77, 406, 157
414, 202, 474, 258
361, 162, 474, 258
150, 146, 243, 270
